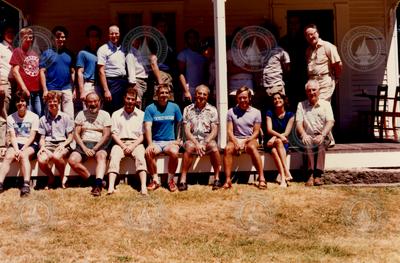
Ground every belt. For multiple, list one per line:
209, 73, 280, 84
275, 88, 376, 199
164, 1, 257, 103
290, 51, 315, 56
107, 76, 126, 80
85, 79, 95, 83
120, 138, 136, 141
309, 72, 331, 78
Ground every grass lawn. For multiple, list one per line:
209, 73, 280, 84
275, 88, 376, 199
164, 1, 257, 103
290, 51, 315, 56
0, 182, 399, 263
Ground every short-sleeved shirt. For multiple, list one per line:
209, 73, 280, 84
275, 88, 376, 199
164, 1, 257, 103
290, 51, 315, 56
75, 109, 111, 142
306, 39, 341, 77
296, 99, 334, 135
76, 50, 97, 81
10, 47, 40, 92
38, 111, 74, 142
144, 101, 182, 141
177, 48, 207, 96
263, 47, 290, 88
0, 40, 13, 80
111, 107, 144, 140
97, 42, 126, 77
7, 110, 39, 145
39, 48, 74, 90
126, 47, 149, 84
227, 106, 262, 139
183, 103, 218, 142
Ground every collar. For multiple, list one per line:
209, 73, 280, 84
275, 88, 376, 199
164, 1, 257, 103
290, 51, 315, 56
122, 108, 137, 117
107, 41, 121, 51
235, 105, 252, 112
1, 40, 13, 51
315, 38, 324, 49
307, 99, 321, 107
46, 111, 62, 121
194, 102, 210, 112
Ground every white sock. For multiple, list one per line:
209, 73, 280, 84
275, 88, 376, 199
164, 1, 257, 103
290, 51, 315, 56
152, 174, 160, 184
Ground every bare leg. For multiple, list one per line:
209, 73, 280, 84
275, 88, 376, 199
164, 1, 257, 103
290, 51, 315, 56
95, 150, 108, 180
223, 142, 235, 187
0, 148, 15, 183
246, 139, 265, 183
274, 139, 292, 181
164, 144, 179, 175
271, 148, 285, 186
180, 144, 195, 183
138, 170, 147, 195
19, 147, 35, 182
68, 152, 90, 179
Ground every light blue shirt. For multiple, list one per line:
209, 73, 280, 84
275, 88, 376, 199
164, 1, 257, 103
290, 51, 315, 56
97, 41, 126, 77
76, 50, 97, 81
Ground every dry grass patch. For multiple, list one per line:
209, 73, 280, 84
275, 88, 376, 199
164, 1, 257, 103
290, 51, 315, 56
0, 183, 399, 262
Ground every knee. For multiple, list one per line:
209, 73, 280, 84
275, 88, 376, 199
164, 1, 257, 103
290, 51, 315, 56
96, 152, 107, 162
274, 138, 283, 147
68, 155, 80, 166
224, 144, 235, 155
38, 153, 50, 164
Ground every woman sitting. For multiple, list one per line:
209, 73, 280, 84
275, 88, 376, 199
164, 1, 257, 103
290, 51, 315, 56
265, 92, 294, 187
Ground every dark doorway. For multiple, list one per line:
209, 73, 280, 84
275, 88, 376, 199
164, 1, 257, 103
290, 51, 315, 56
118, 13, 143, 40
281, 9, 342, 141
0, 1, 20, 39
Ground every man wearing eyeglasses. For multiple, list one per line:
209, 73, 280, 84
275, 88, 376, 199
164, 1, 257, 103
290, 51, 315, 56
304, 24, 342, 146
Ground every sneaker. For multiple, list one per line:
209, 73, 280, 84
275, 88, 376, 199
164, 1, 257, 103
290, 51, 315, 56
0, 183, 4, 194
20, 185, 30, 197
178, 182, 188, 191
147, 180, 160, 191
168, 179, 177, 192
91, 186, 102, 197
212, 179, 222, 190
314, 177, 323, 186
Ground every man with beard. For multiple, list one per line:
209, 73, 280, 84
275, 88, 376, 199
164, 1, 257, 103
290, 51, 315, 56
106, 87, 148, 195
68, 92, 111, 196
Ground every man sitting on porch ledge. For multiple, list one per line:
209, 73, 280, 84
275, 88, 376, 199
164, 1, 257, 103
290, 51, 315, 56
296, 80, 334, 186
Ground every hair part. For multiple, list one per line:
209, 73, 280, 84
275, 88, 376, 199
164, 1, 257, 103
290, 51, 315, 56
236, 86, 252, 98
15, 90, 30, 103
19, 27, 33, 39
305, 79, 320, 90
125, 87, 138, 99
195, 84, 210, 95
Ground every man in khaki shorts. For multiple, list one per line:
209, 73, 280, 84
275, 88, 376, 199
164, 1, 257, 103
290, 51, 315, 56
107, 87, 148, 195
37, 91, 74, 189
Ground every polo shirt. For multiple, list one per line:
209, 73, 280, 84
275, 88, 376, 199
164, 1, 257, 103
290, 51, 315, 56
97, 41, 126, 77
227, 106, 262, 139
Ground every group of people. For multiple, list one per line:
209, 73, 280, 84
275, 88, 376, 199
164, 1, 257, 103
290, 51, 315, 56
0, 21, 342, 197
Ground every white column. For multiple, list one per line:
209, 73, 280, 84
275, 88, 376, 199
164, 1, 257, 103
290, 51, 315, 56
213, 0, 228, 148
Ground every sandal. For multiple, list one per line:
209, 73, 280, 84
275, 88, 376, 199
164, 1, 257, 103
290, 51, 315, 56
258, 181, 267, 190
222, 182, 232, 189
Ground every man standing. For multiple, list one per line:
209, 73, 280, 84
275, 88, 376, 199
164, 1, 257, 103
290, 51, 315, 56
304, 24, 342, 102
223, 86, 266, 189
97, 25, 127, 114
296, 80, 334, 186
107, 87, 148, 195
179, 85, 221, 191
68, 92, 111, 196
76, 25, 102, 107
40, 26, 75, 119
11, 27, 42, 116
177, 29, 207, 105
0, 25, 15, 156
144, 84, 182, 192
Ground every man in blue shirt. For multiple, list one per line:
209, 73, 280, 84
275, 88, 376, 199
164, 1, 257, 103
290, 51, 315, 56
39, 26, 75, 119
144, 84, 182, 192
76, 25, 102, 108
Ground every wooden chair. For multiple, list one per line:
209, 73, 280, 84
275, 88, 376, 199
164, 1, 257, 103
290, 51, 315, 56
368, 84, 388, 140
377, 86, 400, 141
